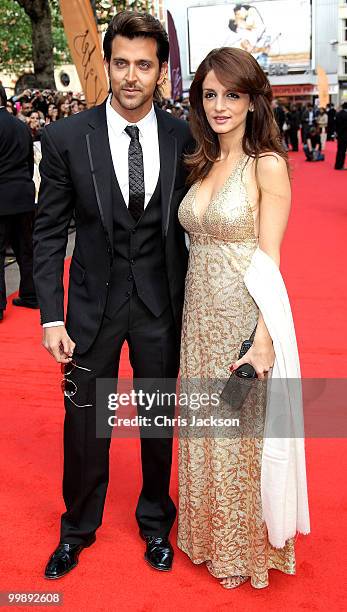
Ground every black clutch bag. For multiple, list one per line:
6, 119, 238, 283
220, 327, 257, 410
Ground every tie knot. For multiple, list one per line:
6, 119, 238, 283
125, 125, 140, 141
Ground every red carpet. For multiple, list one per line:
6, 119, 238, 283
0, 142, 346, 611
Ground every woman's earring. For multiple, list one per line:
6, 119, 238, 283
249, 106, 254, 113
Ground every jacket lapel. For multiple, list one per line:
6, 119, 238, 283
85, 101, 114, 252
86, 103, 179, 246
155, 108, 178, 237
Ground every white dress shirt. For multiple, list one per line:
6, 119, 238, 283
43, 95, 160, 328
106, 94, 160, 207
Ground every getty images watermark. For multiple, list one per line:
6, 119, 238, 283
91, 376, 345, 439
106, 388, 240, 429
94, 377, 269, 439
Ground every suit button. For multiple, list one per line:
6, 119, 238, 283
126, 291, 131, 297
106, 282, 109, 287
127, 275, 133, 281
130, 259, 135, 265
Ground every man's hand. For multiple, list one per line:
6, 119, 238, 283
43, 326, 76, 364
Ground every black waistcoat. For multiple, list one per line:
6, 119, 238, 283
104, 174, 170, 319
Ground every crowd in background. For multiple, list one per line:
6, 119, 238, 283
273, 99, 347, 169
273, 100, 337, 161
1, 83, 347, 323
5, 89, 87, 142
5, 88, 192, 135
5, 87, 346, 170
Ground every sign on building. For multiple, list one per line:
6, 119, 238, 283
187, 1, 312, 74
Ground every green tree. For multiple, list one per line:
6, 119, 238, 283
0, 0, 154, 87
0, 0, 70, 84
93, 1, 154, 26
0, 0, 32, 73
13, 0, 55, 88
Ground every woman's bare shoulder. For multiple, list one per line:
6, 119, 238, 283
257, 152, 287, 172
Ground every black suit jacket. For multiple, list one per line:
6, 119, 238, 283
0, 108, 35, 215
33, 101, 194, 353
336, 109, 347, 142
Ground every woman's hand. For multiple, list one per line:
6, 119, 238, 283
230, 339, 275, 380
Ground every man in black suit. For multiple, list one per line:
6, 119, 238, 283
33, 12, 194, 579
286, 104, 301, 152
273, 99, 285, 135
334, 102, 347, 170
301, 103, 316, 144
327, 103, 336, 141
0, 85, 37, 322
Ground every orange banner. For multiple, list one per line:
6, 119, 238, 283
59, 0, 108, 107
317, 66, 329, 108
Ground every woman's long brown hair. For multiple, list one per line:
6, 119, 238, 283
186, 47, 288, 185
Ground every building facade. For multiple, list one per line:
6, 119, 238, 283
164, 0, 340, 105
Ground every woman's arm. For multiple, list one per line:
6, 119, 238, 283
231, 153, 291, 379
257, 154, 291, 266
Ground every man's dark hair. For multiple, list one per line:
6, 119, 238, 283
103, 10, 169, 67
342, 102, 347, 110
234, 4, 252, 12
229, 6, 252, 32
0, 85, 7, 107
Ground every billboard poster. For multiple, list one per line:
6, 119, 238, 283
187, 1, 312, 74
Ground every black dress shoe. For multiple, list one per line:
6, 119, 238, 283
44, 535, 96, 579
140, 531, 173, 571
12, 297, 39, 309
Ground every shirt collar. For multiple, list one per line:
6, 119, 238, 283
106, 93, 156, 138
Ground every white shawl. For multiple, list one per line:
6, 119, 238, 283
244, 247, 310, 548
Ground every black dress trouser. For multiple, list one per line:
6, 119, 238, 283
289, 128, 299, 152
60, 290, 180, 545
0, 211, 37, 311
334, 138, 347, 170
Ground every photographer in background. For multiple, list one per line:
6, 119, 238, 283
31, 89, 48, 116
303, 126, 324, 162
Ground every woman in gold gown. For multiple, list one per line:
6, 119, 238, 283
177, 48, 296, 589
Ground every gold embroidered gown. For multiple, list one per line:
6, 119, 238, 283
177, 155, 295, 589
